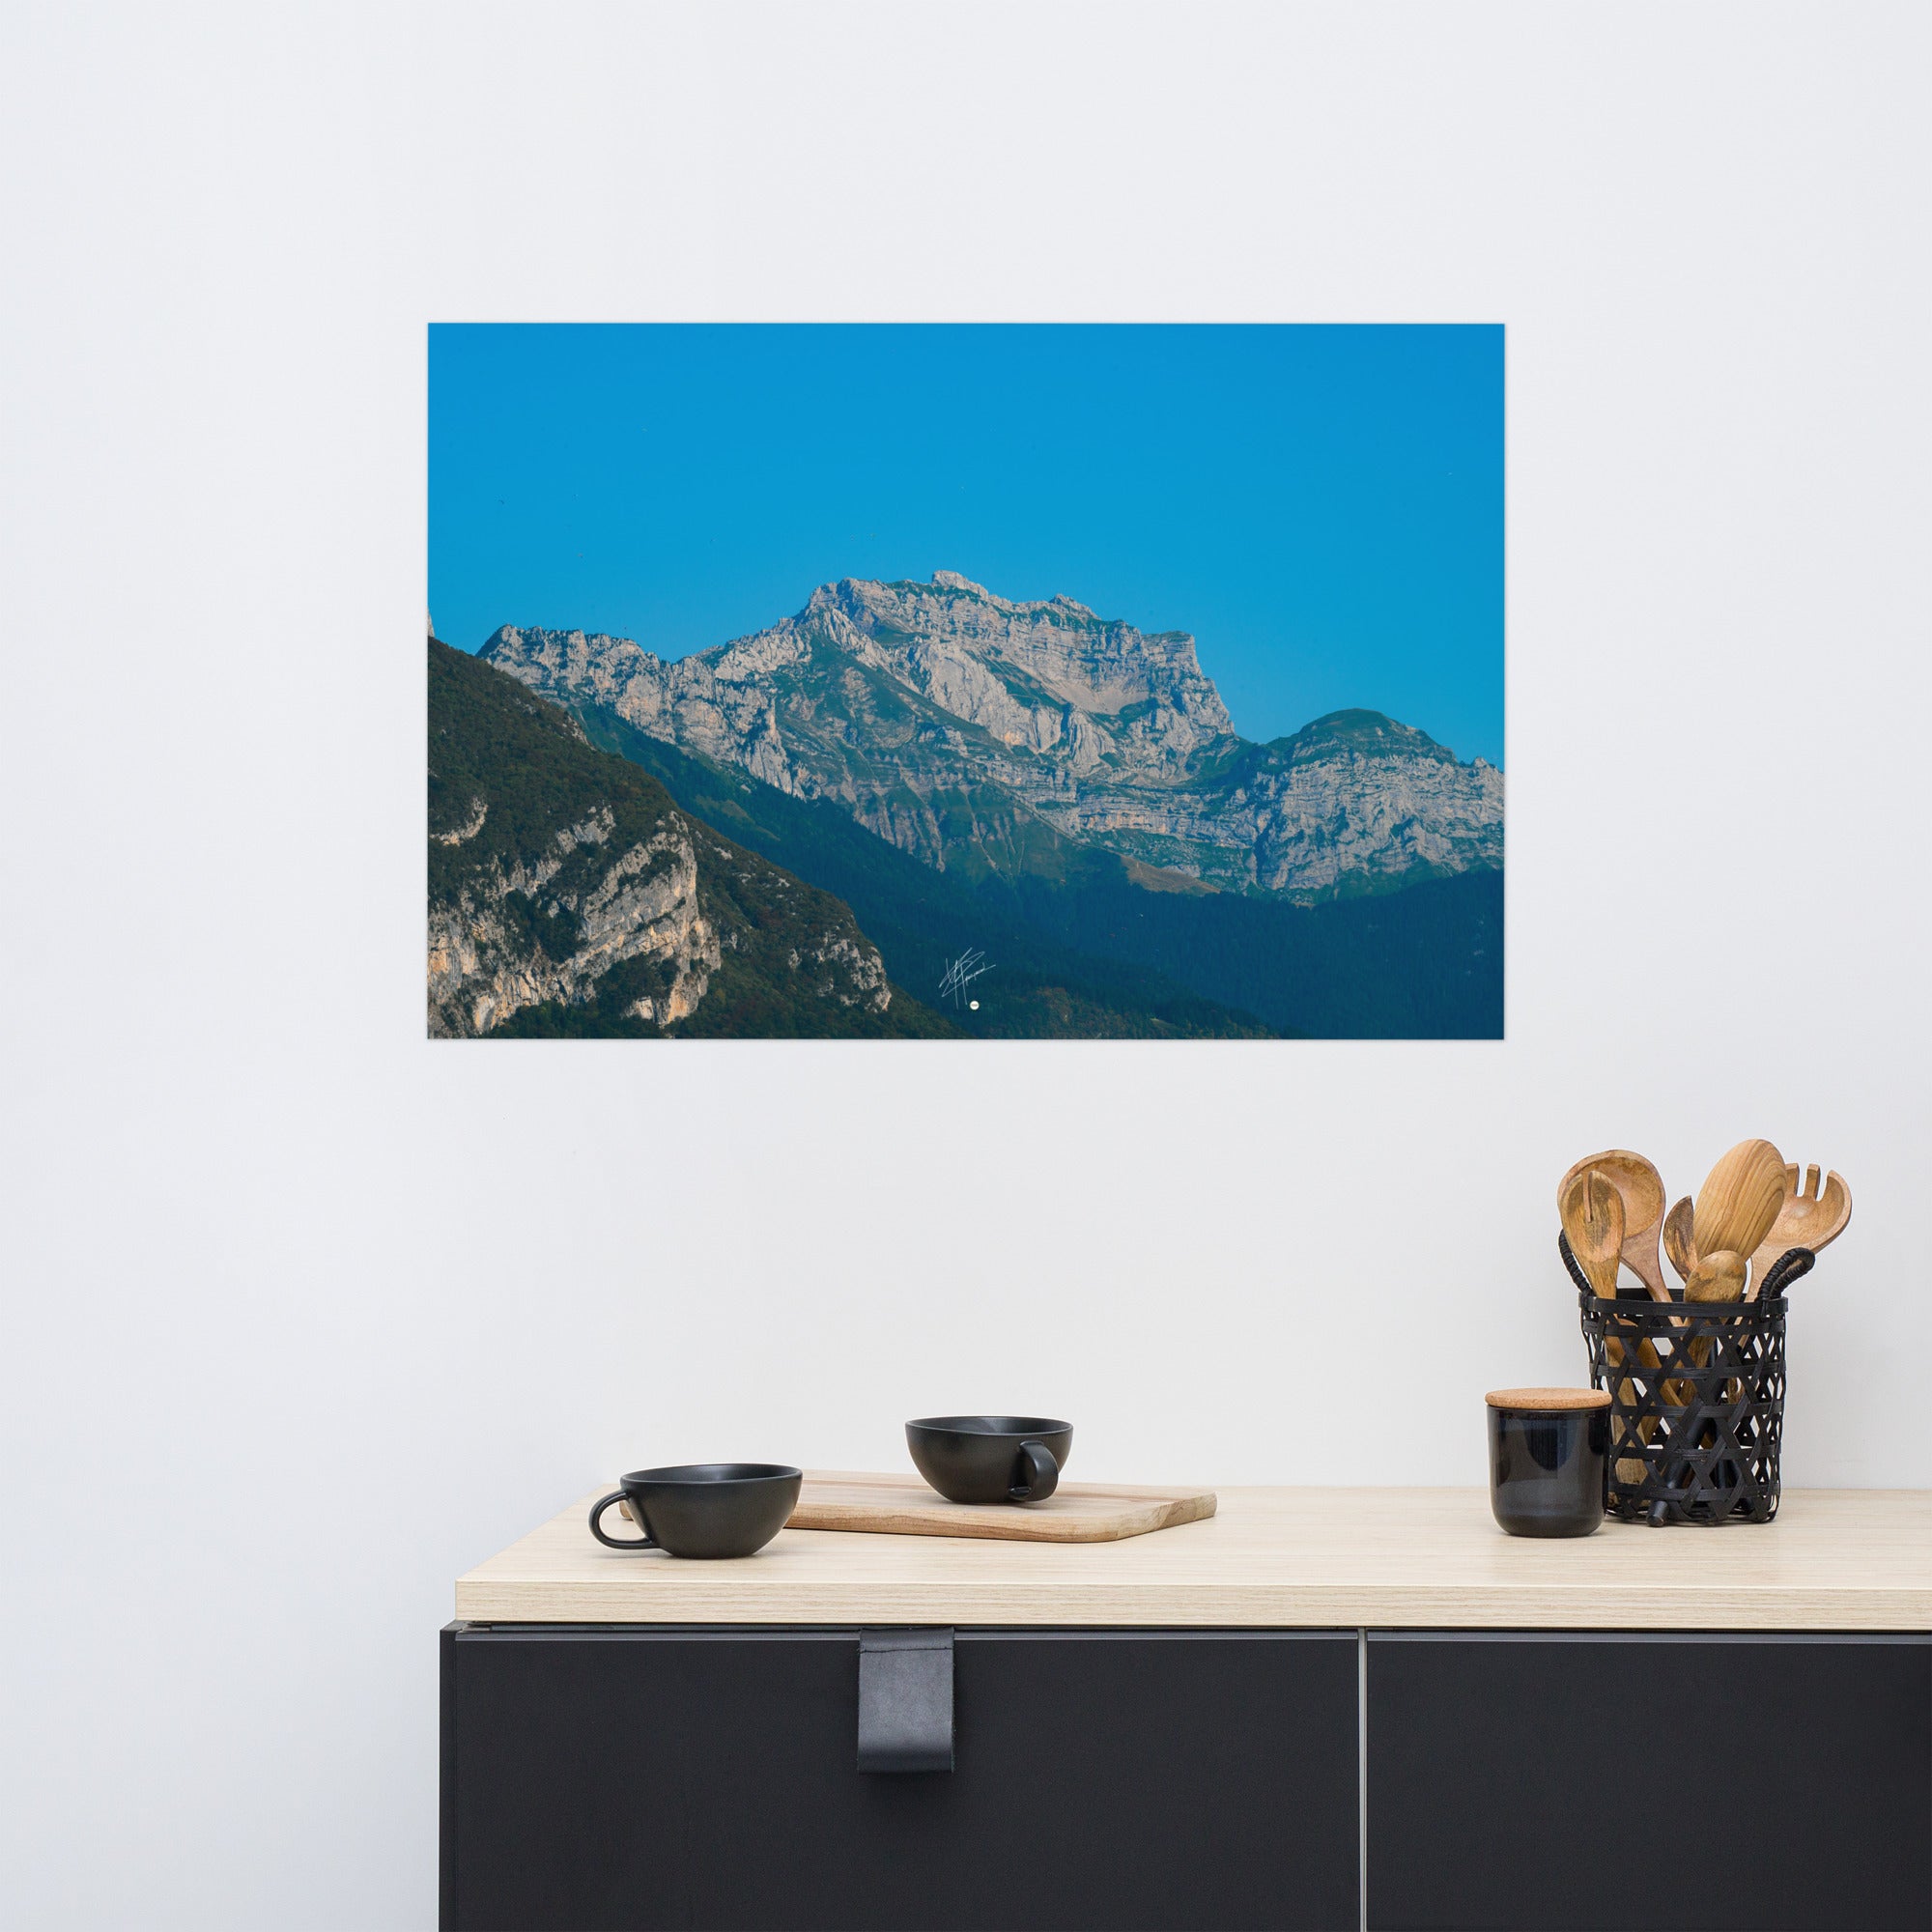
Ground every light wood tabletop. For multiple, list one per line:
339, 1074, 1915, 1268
454, 1480, 1932, 1631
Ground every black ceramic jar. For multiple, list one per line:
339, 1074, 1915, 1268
1485, 1387, 1609, 1538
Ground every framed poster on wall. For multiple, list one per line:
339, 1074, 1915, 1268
427, 325, 1502, 1038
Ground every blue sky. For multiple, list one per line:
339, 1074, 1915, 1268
429, 325, 1503, 765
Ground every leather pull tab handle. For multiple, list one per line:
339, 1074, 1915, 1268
857, 1630, 954, 1774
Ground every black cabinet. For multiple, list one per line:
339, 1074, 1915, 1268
441, 1626, 1361, 1932
1366, 1633, 1932, 1931
444, 1623, 1932, 1932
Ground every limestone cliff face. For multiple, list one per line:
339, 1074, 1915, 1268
1037, 711, 1505, 895
481, 574, 1501, 901
427, 638, 937, 1039
426, 811, 723, 1037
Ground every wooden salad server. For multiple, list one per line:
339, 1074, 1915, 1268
1691, 1140, 1787, 1272
1559, 1168, 1624, 1297
1680, 1142, 1782, 1405
1557, 1150, 1669, 1300
1747, 1165, 1852, 1298
1560, 1168, 1649, 1483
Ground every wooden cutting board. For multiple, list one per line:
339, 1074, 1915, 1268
785, 1470, 1217, 1544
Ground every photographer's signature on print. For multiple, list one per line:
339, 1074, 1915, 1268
938, 949, 993, 1012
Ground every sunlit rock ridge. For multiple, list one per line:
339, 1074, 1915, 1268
426, 639, 937, 1039
480, 572, 1503, 901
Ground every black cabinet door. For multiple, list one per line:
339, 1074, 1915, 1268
1366, 1632, 1932, 1931
442, 1626, 1360, 1932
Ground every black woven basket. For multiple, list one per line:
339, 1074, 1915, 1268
1563, 1233, 1813, 1525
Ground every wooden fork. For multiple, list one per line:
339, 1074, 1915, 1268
1748, 1165, 1852, 1298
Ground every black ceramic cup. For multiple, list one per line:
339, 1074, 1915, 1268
905, 1416, 1073, 1505
1486, 1389, 1608, 1538
587, 1463, 802, 1558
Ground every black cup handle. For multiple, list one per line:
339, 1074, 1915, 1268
588, 1491, 657, 1550
1009, 1440, 1060, 1503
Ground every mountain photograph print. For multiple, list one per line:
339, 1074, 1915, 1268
427, 325, 1503, 1040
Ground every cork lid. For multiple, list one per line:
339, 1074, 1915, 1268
1485, 1386, 1611, 1411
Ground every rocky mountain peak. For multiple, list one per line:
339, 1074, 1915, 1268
1273, 708, 1459, 768
791, 573, 1234, 737
478, 575, 1502, 902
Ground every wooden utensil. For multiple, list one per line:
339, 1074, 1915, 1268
1556, 1151, 1670, 1301
1654, 1195, 1709, 1407
1559, 1168, 1625, 1297
1557, 1169, 1621, 1306
1692, 1139, 1787, 1269
1672, 1248, 1748, 1407
1684, 1249, 1747, 1303
1658, 1208, 1729, 1402
1560, 1170, 1649, 1482
1747, 1165, 1852, 1298
1662, 1196, 1698, 1285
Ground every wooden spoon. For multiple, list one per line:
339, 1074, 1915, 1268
1676, 1247, 1749, 1406
1559, 1168, 1624, 1297
1658, 1200, 1705, 1407
1556, 1151, 1669, 1301
1684, 1249, 1747, 1304
1747, 1165, 1852, 1299
1662, 1197, 1697, 1285
1692, 1140, 1786, 1268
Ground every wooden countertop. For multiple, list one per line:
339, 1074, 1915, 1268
454, 1482, 1932, 1631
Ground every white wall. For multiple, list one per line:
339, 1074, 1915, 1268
4, 3, 1927, 1925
